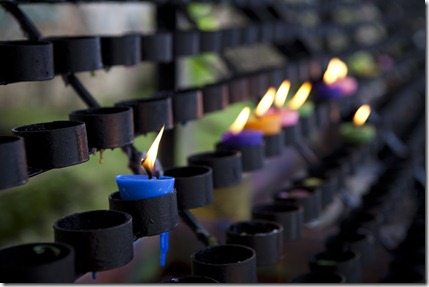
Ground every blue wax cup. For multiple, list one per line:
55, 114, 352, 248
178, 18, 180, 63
314, 81, 343, 100
222, 130, 264, 148
115, 174, 175, 266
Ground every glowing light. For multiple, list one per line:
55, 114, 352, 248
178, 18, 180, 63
274, 80, 291, 108
323, 58, 348, 85
255, 87, 276, 117
288, 82, 312, 110
141, 125, 165, 178
229, 106, 251, 134
353, 105, 371, 126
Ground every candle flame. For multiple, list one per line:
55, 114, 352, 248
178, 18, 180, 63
229, 106, 251, 134
255, 87, 276, 117
353, 105, 371, 126
288, 82, 312, 110
274, 80, 291, 108
323, 58, 348, 85
141, 125, 165, 179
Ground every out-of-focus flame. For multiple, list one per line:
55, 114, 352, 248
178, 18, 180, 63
141, 125, 165, 178
323, 58, 348, 85
288, 82, 312, 110
255, 87, 276, 117
274, 80, 291, 109
229, 106, 251, 134
353, 105, 371, 126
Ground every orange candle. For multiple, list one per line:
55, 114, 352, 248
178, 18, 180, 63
244, 87, 282, 135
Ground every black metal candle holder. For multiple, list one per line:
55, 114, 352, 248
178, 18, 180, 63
0, 242, 75, 283
174, 30, 200, 56
100, 33, 141, 67
339, 210, 382, 237
53, 210, 134, 275
274, 186, 322, 223
225, 220, 283, 265
251, 202, 303, 240
0, 136, 28, 190
173, 88, 204, 123
69, 107, 134, 151
164, 166, 213, 210
325, 229, 375, 266
12, 121, 89, 170
109, 191, 179, 238
290, 271, 345, 283
314, 102, 330, 128
115, 92, 173, 135
215, 141, 264, 172
309, 250, 362, 283
263, 132, 284, 157
0, 40, 54, 84
221, 27, 242, 50
293, 175, 335, 208
202, 83, 229, 114
240, 24, 259, 46
249, 71, 270, 99
191, 244, 257, 283
227, 77, 251, 103
141, 32, 172, 62
299, 113, 316, 138
200, 30, 223, 53
283, 122, 302, 146
46, 36, 103, 74
165, 275, 219, 283
270, 67, 285, 88
259, 22, 275, 43
187, 150, 242, 188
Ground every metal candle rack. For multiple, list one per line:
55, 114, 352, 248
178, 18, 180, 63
0, 0, 425, 283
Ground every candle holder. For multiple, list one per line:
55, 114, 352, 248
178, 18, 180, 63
225, 220, 283, 265
283, 122, 302, 146
53, 210, 134, 275
259, 22, 275, 43
109, 190, 179, 238
249, 71, 270, 99
309, 250, 362, 283
215, 141, 264, 172
0, 136, 28, 190
187, 150, 242, 188
173, 88, 203, 123
202, 83, 229, 114
221, 27, 242, 50
274, 186, 322, 223
100, 34, 141, 67
273, 21, 288, 43
325, 229, 375, 266
200, 30, 223, 53
115, 92, 173, 135
164, 166, 213, 210
340, 210, 382, 237
191, 244, 257, 283
299, 113, 316, 138
141, 32, 172, 62
314, 101, 330, 128
12, 121, 89, 170
45, 36, 103, 74
240, 24, 259, 46
0, 242, 75, 283
174, 30, 200, 56
263, 132, 284, 157
165, 276, 219, 283
0, 40, 54, 84
227, 77, 251, 103
251, 202, 303, 240
270, 67, 285, 88
69, 107, 134, 151
294, 175, 335, 208
290, 271, 345, 283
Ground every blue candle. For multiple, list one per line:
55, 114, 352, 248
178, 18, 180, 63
115, 125, 174, 266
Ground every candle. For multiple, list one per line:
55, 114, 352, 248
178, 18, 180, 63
314, 58, 358, 100
270, 80, 300, 127
340, 105, 376, 144
288, 81, 313, 117
115, 125, 175, 266
221, 106, 263, 147
244, 87, 282, 135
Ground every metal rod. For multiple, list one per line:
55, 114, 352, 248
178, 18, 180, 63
63, 74, 101, 109
179, 210, 219, 247
1, 0, 41, 40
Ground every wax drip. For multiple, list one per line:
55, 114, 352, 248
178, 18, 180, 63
98, 149, 104, 164
92, 272, 97, 280
160, 232, 169, 266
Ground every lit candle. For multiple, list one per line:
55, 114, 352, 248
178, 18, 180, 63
339, 105, 376, 144
221, 106, 263, 147
314, 58, 358, 100
115, 125, 175, 266
244, 87, 282, 135
288, 81, 314, 117
268, 80, 300, 128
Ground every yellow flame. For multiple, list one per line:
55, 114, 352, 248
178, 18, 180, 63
255, 87, 276, 117
323, 58, 348, 85
141, 125, 165, 177
274, 80, 291, 108
288, 82, 312, 110
229, 106, 251, 134
353, 105, 371, 126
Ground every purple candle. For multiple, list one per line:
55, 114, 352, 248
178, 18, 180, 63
221, 106, 263, 147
